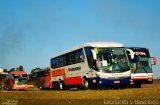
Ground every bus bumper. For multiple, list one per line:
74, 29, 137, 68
13, 84, 28, 90
130, 78, 153, 84
97, 76, 131, 86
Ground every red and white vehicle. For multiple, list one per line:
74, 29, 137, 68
35, 68, 51, 90
5, 71, 28, 90
127, 47, 156, 88
0, 68, 8, 90
50, 42, 134, 90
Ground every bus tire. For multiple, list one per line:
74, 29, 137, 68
49, 84, 53, 89
59, 81, 64, 90
39, 86, 43, 90
7, 88, 11, 91
82, 78, 90, 89
135, 84, 141, 88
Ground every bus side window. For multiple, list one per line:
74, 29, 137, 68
84, 47, 97, 70
76, 49, 85, 63
64, 55, 67, 66
51, 59, 55, 68
68, 53, 73, 65
59, 56, 64, 67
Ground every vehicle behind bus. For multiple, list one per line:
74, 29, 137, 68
35, 68, 51, 90
50, 42, 134, 90
5, 71, 28, 91
126, 47, 156, 88
0, 73, 8, 90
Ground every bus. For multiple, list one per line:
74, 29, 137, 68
35, 68, 51, 90
5, 71, 28, 90
126, 47, 156, 88
0, 72, 8, 90
50, 42, 134, 90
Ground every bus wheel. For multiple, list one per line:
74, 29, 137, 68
49, 84, 53, 89
135, 84, 141, 88
39, 86, 43, 90
82, 78, 90, 89
59, 81, 64, 90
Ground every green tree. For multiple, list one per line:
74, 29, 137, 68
31, 67, 41, 74
3, 69, 8, 73
18, 65, 24, 71
8, 68, 15, 73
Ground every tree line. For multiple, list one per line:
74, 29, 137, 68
1, 65, 25, 73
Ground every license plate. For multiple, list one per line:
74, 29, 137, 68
114, 80, 120, 84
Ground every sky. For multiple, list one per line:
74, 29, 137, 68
0, 0, 160, 78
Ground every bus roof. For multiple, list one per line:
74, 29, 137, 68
0, 72, 8, 74
10, 71, 27, 75
52, 42, 124, 58
35, 68, 50, 73
126, 47, 149, 51
81, 42, 124, 48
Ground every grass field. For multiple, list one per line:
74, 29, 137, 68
0, 80, 160, 105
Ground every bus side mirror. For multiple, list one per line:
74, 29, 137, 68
151, 57, 156, 65
91, 49, 97, 60
126, 49, 134, 59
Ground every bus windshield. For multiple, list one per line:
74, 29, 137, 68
126, 47, 152, 73
130, 57, 152, 73
14, 77, 27, 85
85, 47, 130, 73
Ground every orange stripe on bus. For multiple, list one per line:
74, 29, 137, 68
11, 71, 27, 75
52, 69, 65, 77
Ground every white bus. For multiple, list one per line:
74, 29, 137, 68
50, 42, 134, 90
126, 47, 156, 88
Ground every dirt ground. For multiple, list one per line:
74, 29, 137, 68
0, 80, 160, 105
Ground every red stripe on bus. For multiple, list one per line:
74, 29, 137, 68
64, 76, 82, 85
131, 77, 153, 80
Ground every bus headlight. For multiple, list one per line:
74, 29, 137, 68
93, 79, 96, 83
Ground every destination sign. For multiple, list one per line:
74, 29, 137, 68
134, 52, 146, 55
129, 52, 146, 56
68, 67, 81, 72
